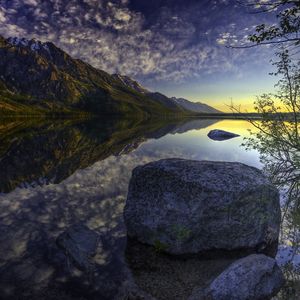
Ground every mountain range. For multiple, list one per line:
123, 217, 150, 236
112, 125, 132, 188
0, 35, 221, 115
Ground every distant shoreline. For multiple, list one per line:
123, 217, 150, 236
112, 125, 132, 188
0, 112, 297, 121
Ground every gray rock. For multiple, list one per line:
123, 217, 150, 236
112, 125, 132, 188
208, 129, 240, 141
189, 254, 285, 300
124, 159, 280, 256
56, 223, 100, 271
125, 238, 235, 300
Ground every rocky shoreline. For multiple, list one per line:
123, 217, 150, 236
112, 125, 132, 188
123, 158, 284, 299
53, 158, 285, 299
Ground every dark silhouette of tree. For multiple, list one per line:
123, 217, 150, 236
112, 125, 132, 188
229, 49, 300, 200
234, 47, 300, 298
228, 5, 300, 293
235, 1, 300, 48
230, 49, 300, 133
229, 1, 300, 118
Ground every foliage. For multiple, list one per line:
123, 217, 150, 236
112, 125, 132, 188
235, 46, 300, 299
153, 239, 168, 253
171, 224, 191, 242
243, 1, 300, 47
240, 51, 300, 191
237, 1, 300, 193
233, 2, 300, 294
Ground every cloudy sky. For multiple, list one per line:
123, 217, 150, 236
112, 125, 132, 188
0, 0, 279, 111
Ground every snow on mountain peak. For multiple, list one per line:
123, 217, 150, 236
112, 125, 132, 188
112, 74, 149, 94
7, 37, 50, 53
171, 97, 221, 113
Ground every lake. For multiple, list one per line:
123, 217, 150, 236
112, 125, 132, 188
0, 117, 298, 299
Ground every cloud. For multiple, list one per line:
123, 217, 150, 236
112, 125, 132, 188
0, 0, 274, 83
0, 8, 6, 22
23, 0, 39, 6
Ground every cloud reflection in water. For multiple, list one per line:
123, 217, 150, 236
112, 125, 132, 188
0, 119, 261, 299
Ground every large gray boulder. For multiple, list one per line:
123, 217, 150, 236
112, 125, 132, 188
124, 159, 280, 256
189, 254, 285, 300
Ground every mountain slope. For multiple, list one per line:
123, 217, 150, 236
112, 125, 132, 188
0, 35, 186, 115
111, 74, 221, 114
112, 74, 148, 94
171, 97, 221, 113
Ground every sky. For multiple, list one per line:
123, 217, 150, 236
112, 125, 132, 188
0, 0, 280, 111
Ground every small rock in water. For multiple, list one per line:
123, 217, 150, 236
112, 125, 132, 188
124, 158, 280, 256
56, 223, 100, 271
189, 254, 285, 300
207, 129, 240, 141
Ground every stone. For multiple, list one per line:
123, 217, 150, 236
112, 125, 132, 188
207, 129, 240, 141
125, 238, 235, 300
124, 159, 280, 256
115, 278, 157, 300
56, 223, 100, 271
189, 254, 285, 300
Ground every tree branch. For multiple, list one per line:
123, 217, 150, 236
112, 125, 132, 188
227, 38, 300, 49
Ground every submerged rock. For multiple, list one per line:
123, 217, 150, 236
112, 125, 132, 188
124, 158, 280, 256
56, 223, 100, 271
115, 277, 157, 300
125, 238, 235, 300
189, 254, 284, 300
207, 129, 240, 141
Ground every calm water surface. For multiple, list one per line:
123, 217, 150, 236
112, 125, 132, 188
0, 118, 297, 299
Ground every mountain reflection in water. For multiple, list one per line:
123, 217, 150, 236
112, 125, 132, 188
0, 117, 219, 193
1, 117, 298, 299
